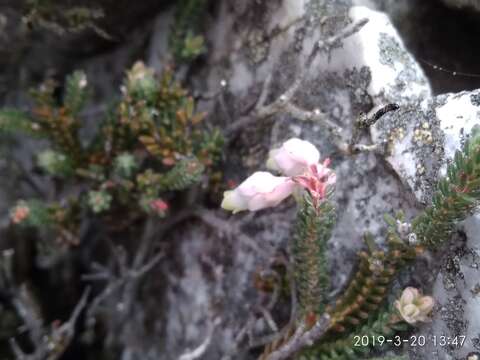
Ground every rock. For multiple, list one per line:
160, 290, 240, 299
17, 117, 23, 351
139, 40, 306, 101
373, 88, 480, 203
155, 3, 435, 358
409, 214, 480, 360
434, 90, 480, 169
327, 6, 431, 106
368, 0, 480, 94
208, 3, 480, 359
339, 6, 439, 203
328, 5, 439, 203
373, 87, 480, 360
2, 0, 480, 359
161, 210, 295, 359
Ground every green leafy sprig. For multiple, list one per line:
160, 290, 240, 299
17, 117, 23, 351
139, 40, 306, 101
293, 194, 335, 317
413, 127, 480, 247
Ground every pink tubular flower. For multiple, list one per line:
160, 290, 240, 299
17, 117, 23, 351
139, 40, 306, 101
221, 138, 336, 213
293, 159, 336, 207
221, 172, 295, 213
150, 199, 169, 213
266, 138, 320, 176
395, 287, 434, 324
10, 203, 30, 224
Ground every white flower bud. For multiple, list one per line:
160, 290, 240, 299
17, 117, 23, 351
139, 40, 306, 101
78, 74, 88, 89
221, 172, 295, 213
394, 287, 434, 324
266, 138, 320, 176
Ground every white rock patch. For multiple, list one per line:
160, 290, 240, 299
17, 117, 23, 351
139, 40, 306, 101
435, 91, 480, 173
320, 6, 431, 105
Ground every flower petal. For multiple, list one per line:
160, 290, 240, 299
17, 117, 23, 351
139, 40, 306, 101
223, 172, 295, 213
282, 138, 320, 166
238, 172, 279, 196
417, 296, 434, 313
266, 149, 281, 172
266, 138, 320, 176
247, 179, 295, 211
221, 190, 248, 213
401, 287, 418, 305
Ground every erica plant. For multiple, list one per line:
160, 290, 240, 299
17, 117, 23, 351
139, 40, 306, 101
219, 135, 480, 360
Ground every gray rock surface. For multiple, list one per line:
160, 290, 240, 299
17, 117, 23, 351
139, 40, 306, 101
148, 2, 480, 358
409, 214, 480, 360
369, 0, 480, 94
103, 1, 480, 358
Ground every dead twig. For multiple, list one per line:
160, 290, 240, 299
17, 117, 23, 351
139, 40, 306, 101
84, 211, 193, 330
178, 318, 221, 360
224, 19, 369, 140
194, 208, 274, 258
223, 18, 399, 157
10, 287, 91, 360
262, 315, 331, 360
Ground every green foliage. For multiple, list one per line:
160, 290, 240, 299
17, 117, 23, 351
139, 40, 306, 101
25, 199, 54, 228
169, 0, 208, 63
28, 79, 84, 162
10, 199, 52, 228
115, 63, 221, 166
260, 224, 418, 360
23, 0, 108, 38
4, 62, 223, 246
158, 157, 205, 191
262, 116, 480, 360
259, 130, 480, 360
113, 153, 139, 178
0, 109, 38, 136
293, 194, 336, 316
412, 128, 480, 248
324, 236, 417, 335
300, 307, 408, 360
125, 62, 158, 102
64, 71, 89, 116
37, 149, 74, 177
181, 32, 206, 60
87, 190, 112, 214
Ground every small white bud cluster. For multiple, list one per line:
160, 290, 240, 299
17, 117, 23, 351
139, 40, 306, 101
396, 220, 418, 245
395, 287, 434, 324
